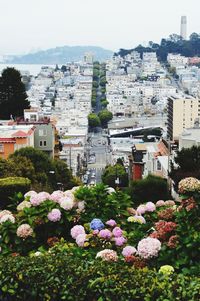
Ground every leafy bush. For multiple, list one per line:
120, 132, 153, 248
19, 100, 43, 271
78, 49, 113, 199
129, 175, 170, 206
0, 252, 199, 301
0, 177, 31, 209
75, 184, 131, 223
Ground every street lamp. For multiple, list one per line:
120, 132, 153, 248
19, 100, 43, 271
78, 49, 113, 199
115, 165, 120, 187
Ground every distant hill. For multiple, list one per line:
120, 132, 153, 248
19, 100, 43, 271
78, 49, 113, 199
115, 32, 200, 62
3, 46, 113, 64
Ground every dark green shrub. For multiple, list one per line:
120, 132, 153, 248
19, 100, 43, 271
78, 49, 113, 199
0, 177, 31, 209
129, 175, 170, 206
0, 252, 199, 301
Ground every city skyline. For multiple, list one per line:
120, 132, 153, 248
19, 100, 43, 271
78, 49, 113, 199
0, 0, 199, 55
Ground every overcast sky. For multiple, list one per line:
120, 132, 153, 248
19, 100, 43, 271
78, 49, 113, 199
0, 0, 199, 55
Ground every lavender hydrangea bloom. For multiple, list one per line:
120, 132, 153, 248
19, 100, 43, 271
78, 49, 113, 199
47, 209, 61, 222
90, 218, 105, 230
71, 225, 85, 239
106, 219, 117, 227
145, 202, 156, 212
122, 246, 137, 257
99, 229, 112, 239
114, 236, 127, 246
112, 227, 123, 237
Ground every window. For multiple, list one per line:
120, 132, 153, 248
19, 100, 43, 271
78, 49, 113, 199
44, 141, 47, 146
39, 129, 47, 136
156, 159, 162, 171
0, 144, 4, 152
39, 141, 43, 146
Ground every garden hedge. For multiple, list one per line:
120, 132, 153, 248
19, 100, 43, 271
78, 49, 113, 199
0, 253, 199, 301
0, 177, 31, 209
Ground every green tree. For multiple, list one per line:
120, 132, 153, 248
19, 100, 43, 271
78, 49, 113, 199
98, 109, 113, 128
88, 113, 101, 128
52, 159, 77, 190
170, 146, 200, 191
101, 164, 128, 188
0, 68, 30, 119
129, 175, 170, 206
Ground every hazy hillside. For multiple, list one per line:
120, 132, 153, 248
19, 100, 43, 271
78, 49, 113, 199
4, 46, 113, 64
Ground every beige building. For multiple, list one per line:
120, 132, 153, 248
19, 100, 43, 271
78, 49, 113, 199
167, 95, 200, 141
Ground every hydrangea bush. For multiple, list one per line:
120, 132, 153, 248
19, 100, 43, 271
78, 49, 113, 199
0, 179, 199, 276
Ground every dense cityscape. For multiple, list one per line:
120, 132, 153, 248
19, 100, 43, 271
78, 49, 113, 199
0, 3, 199, 300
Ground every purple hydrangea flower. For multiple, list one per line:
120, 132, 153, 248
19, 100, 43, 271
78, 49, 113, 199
106, 219, 117, 227
122, 246, 137, 257
90, 218, 105, 230
112, 227, 123, 237
114, 236, 127, 246
99, 229, 112, 239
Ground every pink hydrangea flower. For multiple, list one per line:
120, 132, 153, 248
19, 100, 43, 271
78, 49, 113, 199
137, 237, 161, 259
47, 209, 61, 222
99, 229, 112, 239
0, 214, 15, 224
106, 219, 117, 227
114, 236, 127, 246
50, 190, 64, 203
112, 227, 123, 237
96, 249, 118, 262
64, 190, 75, 201
93, 230, 99, 235
0, 210, 12, 219
76, 233, 87, 247
165, 200, 175, 206
136, 205, 146, 215
17, 224, 33, 239
24, 190, 37, 198
145, 202, 156, 212
122, 246, 137, 257
156, 200, 165, 207
71, 225, 85, 239
30, 192, 50, 206
60, 197, 74, 210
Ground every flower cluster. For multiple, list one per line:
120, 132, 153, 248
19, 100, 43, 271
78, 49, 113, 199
157, 208, 175, 221
0, 210, 15, 224
96, 249, 118, 262
137, 237, 161, 259
178, 177, 200, 194
178, 197, 198, 212
136, 202, 156, 215
150, 221, 177, 241
17, 224, 33, 239
90, 218, 105, 230
156, 200, 175, 207
127, 215, 146, 224
17, 201, 31, 211
47, 209, 61, 222
70, 225, 87, 247
72, 221, 127, 248
122, 246, 137, 257
159, 265, 174, 275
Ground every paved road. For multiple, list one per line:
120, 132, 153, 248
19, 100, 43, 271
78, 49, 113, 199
87, 131, 111, 183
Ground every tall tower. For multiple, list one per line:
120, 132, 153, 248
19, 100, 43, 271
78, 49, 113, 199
180, 16, 187, 40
